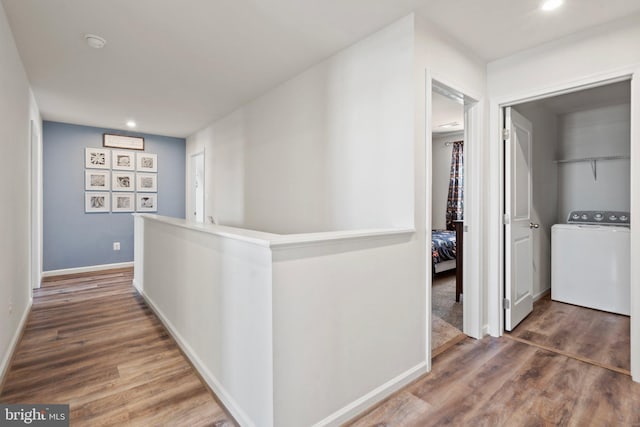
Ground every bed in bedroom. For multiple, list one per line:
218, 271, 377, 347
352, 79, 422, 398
431, 220, 463, 302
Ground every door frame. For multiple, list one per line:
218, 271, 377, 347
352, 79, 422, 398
487, 66, 640, 381
427, 72, 484, 345
30, 119, 42, 291
189, 150, 206, 224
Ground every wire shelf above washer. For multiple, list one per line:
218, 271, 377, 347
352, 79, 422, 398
554, 155, 630, 180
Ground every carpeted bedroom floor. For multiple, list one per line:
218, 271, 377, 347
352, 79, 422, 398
432, 271, 463, 330
431, 270, 464, 354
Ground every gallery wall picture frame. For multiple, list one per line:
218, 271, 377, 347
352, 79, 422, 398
136, 152, 157, 172
112, 192, 135, 213
112, 171, 135, 191
112, 150, 135, 170
85, 192, 110, 213
85, 170, 110, 191
136, 193, 157, 212
136, 173, 157, 192
85, 148, 111, 169
103, 133, 144, 150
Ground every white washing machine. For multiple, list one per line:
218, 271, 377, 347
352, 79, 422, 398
552, 210, 630, 316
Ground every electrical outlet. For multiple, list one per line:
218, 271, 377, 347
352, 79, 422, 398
113, 242, 121, 251
9, 302, 13, 314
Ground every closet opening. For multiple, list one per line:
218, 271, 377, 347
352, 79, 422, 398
502, 80, 632, 375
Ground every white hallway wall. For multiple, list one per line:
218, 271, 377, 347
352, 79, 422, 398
486, 13, 640, 379
187, 15, 414, 235
0, 2, 41, 381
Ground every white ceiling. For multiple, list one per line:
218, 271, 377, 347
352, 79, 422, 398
432, 91, 463, 133
3, 0, 640, 137
517, 80, 631, 114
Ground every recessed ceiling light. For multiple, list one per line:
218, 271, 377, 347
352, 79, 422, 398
541, 0, 563, 12
126, 120, 137, 128
84, 33, 106, 49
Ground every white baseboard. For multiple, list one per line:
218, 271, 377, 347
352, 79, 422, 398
482, 324, 490, 336
0, 298, 32, 390
312, 361, 428, 427
137, 289, 255, 427
533, 288, 551, 302
42, 261, 134, 278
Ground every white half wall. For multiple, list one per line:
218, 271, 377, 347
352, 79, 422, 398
271, 234, 424, 426
0, 3, 40, 383
134, 214, 422, 426
136, 217, 274, 427
186, 15, 414, 234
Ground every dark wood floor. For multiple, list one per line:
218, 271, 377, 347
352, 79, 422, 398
3, 271, 639, 426
0, 268, 236, 426
348, 336, 640, 426
349, 295, 639, 426
508, 293, 630, 374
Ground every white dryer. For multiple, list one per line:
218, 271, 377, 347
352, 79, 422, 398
551, 210, 630, 316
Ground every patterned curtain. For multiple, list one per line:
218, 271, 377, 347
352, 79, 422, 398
446, 141, 464, 230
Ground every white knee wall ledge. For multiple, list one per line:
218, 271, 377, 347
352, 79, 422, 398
134, 214, 425, 426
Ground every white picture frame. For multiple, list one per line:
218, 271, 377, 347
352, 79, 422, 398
137, 193, 157, 212
136, 152, 157, 172
112, 192, 135, 212
112, 171, 135, 191
85, 170, 110, 191
112, 150, 135, 170
136, 173, 157, 192
85, 192, 110, 213
85, 148, 110, 169
104, 133, 144, 150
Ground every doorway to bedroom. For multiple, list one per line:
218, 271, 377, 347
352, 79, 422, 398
430, 81, 466, 355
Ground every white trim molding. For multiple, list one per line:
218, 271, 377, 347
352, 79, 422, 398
42, 261, 134, 278
312, 362, 428, 427
0, 298, 32, 389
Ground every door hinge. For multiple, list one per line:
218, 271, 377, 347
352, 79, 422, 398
503, 298, 510, 309
502, 128, 510, 140
503, 213, 510, 225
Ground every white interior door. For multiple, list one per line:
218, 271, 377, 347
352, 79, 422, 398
504, 107, 535, 331
191, 152, 205, 223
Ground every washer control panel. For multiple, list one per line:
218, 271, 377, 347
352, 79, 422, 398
567, 210, 630, 226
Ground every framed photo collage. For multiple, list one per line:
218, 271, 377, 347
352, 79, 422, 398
84, 147, 158, 213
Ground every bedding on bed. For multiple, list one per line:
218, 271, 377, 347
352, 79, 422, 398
432, 230, 456, 264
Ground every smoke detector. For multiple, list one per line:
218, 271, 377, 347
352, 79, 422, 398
84, 34, 106, 49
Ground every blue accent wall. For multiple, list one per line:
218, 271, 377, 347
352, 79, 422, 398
43, 121, 185, 271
